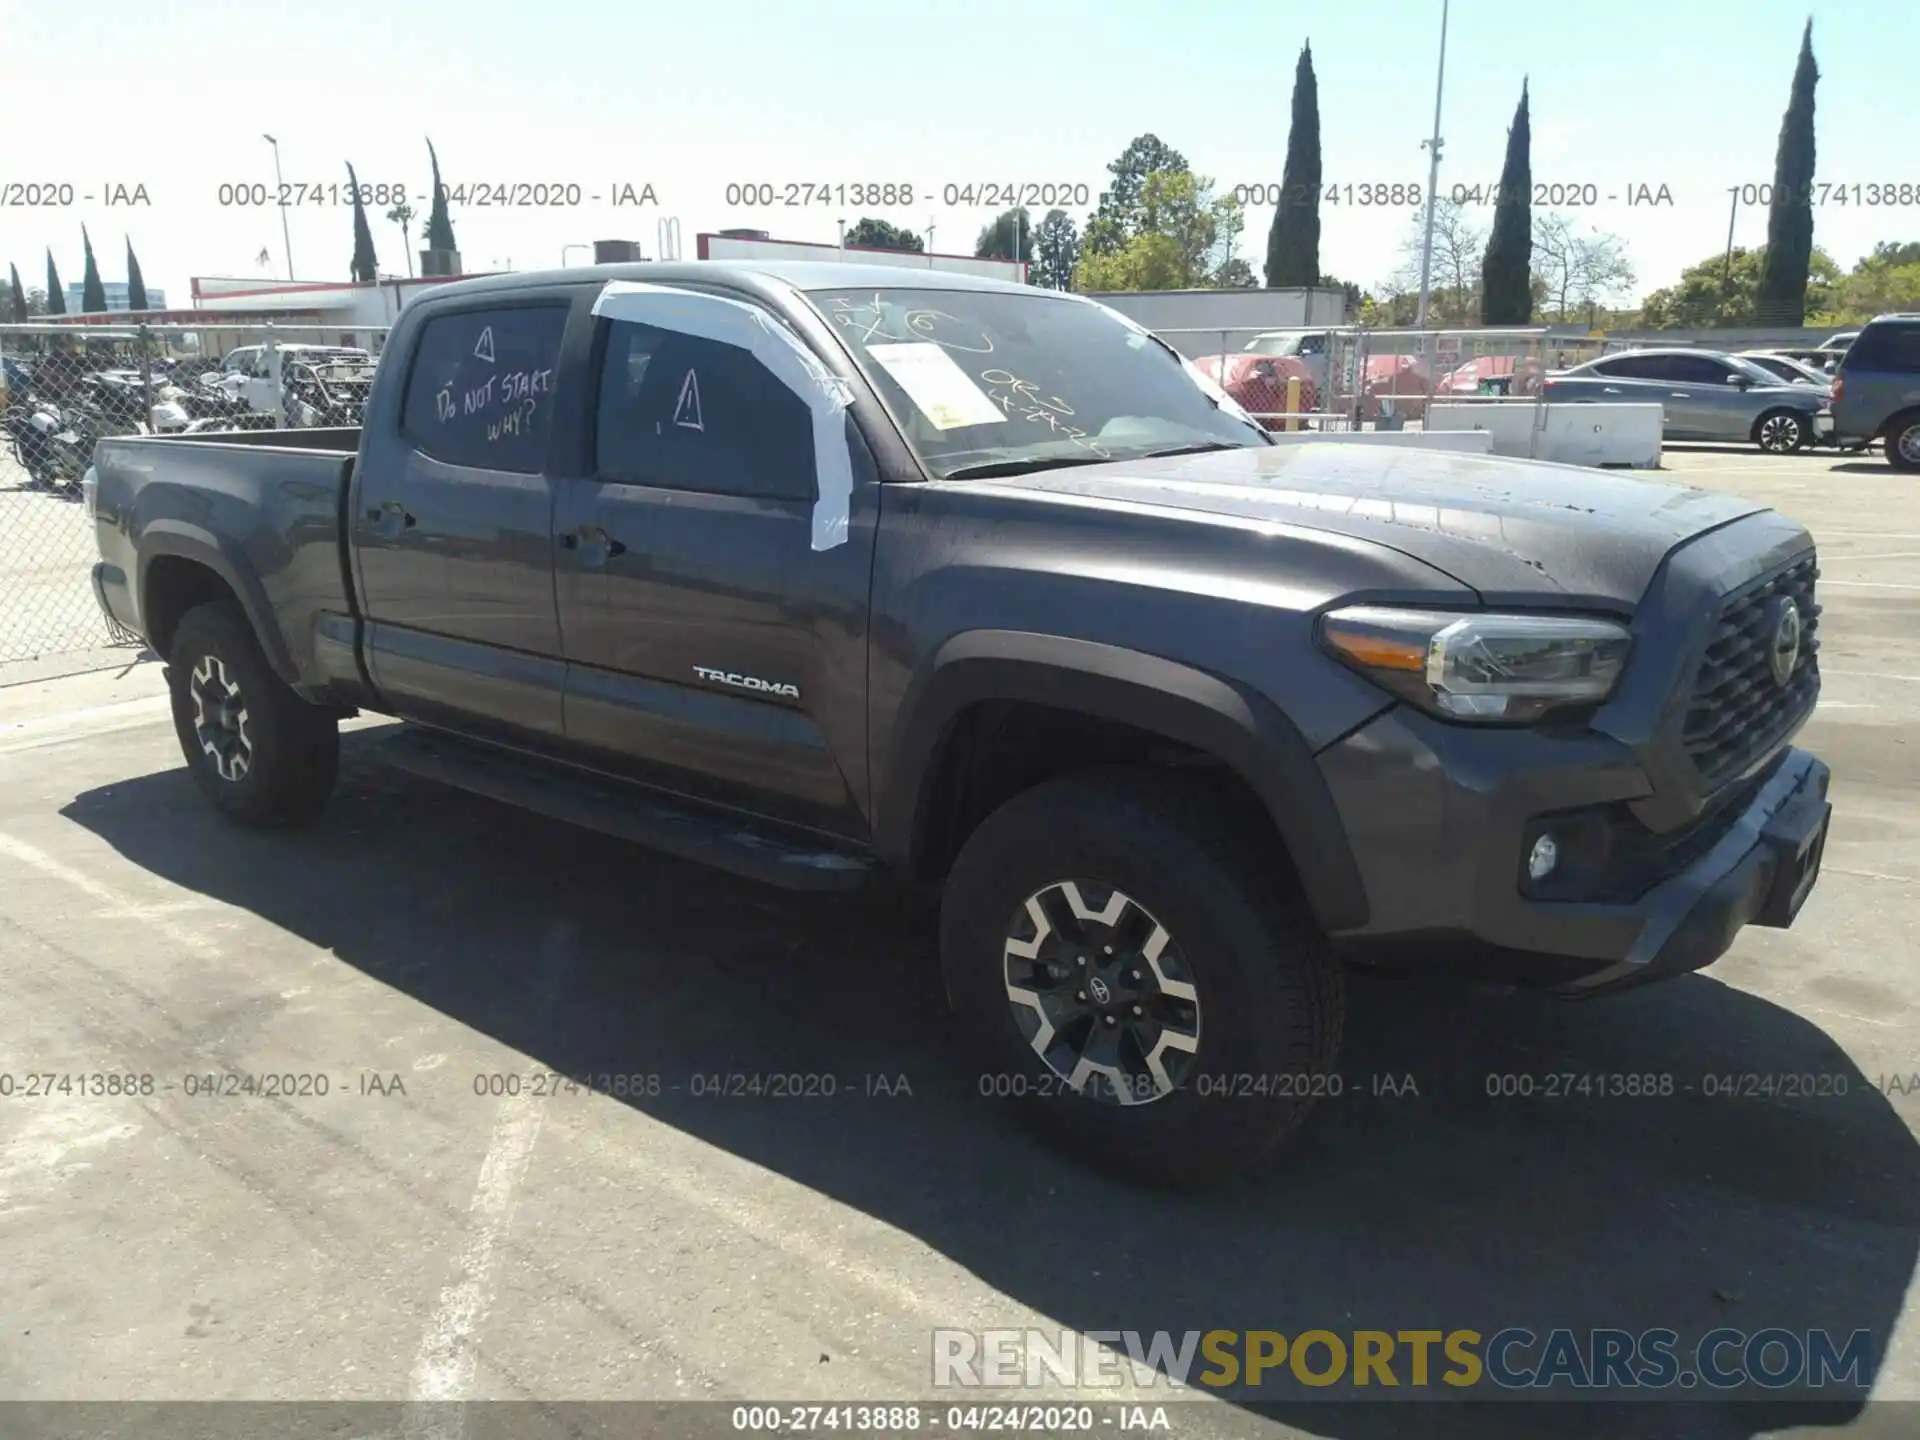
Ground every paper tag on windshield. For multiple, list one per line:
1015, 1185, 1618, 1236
865, 343, 1006, 430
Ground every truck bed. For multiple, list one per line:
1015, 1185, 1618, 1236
143, 424, 362, 454
90, 427, 363, 697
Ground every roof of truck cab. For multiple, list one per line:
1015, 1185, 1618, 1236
415, 260, 1051, 301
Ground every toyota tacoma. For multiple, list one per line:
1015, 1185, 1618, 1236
86, 262, 1834, 1184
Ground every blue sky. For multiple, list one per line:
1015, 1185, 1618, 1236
1, 0, 1913, 305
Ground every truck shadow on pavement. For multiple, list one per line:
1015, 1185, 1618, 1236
62, 739, 1920, 1440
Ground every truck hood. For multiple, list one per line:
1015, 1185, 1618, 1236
959, 442, 1772, 606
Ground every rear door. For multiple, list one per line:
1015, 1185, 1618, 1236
350, 292, 582, 742
551, 287, 878, 836
1557, 355, 1667, 411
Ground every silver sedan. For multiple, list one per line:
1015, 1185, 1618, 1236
1544, 348, 1833, 452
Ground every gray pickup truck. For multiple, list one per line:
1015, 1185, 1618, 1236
86, 261, 1834, 1184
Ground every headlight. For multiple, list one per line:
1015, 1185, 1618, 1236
1318, 606, 1632, 723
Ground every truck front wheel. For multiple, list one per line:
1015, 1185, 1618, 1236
940, 768, 1345, 1187
166, 600, 339, 827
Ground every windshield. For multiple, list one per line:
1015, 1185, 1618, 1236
1728, 356, 1787, 385
806, 286, 1269, 479
1762, 355, 1825, 384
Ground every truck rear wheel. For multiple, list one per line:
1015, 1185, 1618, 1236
940, 768, 1345, 1187
167, 600, 339, 827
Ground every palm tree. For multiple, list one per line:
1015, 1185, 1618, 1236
386, 200, 417, 277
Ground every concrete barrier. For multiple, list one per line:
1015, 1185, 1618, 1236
1425, 402, 1663, 468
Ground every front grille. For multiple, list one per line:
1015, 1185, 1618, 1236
1683, 552, 1820, 790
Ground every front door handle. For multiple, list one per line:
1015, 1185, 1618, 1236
1670, 391, 1691, 398
365, 498, 415, 531
563, 525, 627, 564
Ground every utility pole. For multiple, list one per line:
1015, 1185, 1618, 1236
1720, 188, 1739, 312
263, 134, 294, 281
1413, 0, 1451, 327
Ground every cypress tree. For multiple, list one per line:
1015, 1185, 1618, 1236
126, 240, 150, 311
1480, 81, 1533, 324
80, 226, 108, 312
347, 163, 379, 282
8, 263, 28, 322
1265, 43, 1322, 288
45, 251, 67, 315
1757, 19, 1818, 325
425, 139, 458, 252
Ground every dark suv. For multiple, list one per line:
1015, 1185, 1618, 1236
1830, 314, 1920, 469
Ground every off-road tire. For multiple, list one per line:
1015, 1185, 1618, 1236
167, 599, 339, 827
940, 767, 1345, 1187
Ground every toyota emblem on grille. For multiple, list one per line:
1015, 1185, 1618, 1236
1767, 597, 1802, 687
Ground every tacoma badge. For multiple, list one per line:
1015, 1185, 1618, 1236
693, 666, 801, 700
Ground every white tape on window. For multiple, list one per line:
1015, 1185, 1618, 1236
591, 281, 857, 551
1068, 294, 1261, 429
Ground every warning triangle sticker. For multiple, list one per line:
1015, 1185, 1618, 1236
473, 326, 495, 363
673, 369, 704, 431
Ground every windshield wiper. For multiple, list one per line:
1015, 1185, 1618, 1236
1139, 441, 1257, 458
940, 454, 1120, 481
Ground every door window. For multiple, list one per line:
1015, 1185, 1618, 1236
593, 318, 818, 501
400, 305, 568, 473
1667, 355, 1738, 385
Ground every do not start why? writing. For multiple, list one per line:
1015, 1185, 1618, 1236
435, 365, 557, 442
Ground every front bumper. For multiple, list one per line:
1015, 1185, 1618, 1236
92, 559, 138, 636
1317, 707, 1832, 997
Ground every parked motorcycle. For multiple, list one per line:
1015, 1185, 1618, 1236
282, 356, 375, 427
2, 399, 96, 495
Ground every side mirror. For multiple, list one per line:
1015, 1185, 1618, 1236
1727, 373, 1750, 388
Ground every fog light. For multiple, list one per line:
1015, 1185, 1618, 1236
1528, 833, 1559, 882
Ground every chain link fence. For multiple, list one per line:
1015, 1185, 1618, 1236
0, 321, 387, 667
1168, 324, 1606, 433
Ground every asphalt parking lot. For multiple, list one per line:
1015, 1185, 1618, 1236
0, 444, 1917, 1439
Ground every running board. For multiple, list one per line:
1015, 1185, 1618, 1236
364, 726, 876, 893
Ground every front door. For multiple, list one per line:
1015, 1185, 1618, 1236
552, 293, 877, 836
351, 297, 575, 741
1661, 354, 1747, 440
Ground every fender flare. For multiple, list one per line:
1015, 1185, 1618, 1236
875, 630, 1370, 933
136, 523, 299, 684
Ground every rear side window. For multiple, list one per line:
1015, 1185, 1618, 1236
1596, 355, 1665, 379
401, 304, 568, 473
593, 318, 817, 501
1846, 324, 1920, 372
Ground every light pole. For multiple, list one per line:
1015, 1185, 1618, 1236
263, 134, 294, 281
1413, 0, 1451, 327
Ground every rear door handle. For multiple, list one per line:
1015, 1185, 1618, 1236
1670, 392, 1691, 398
